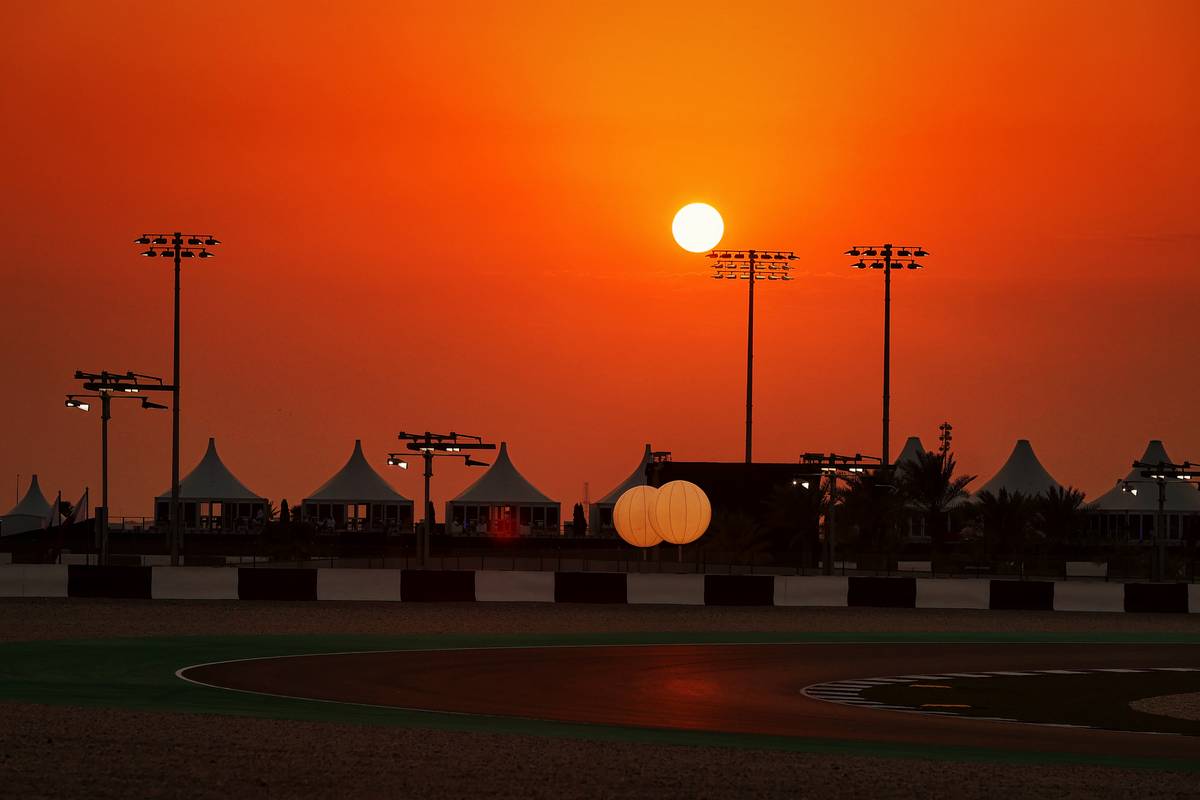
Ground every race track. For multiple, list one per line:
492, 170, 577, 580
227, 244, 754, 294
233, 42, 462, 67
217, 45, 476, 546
182, 642, 1200, 764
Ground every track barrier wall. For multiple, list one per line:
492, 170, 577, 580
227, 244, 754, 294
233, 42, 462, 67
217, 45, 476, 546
554, 571, 627, 603
703, 575, 775, 606
475, 570, 555, 603
68, 565, 152, 599
401, 570, 475, 602
989, 579, 1055, 611
317, 569, 403, 602
1124, 582, 1189, 613
915, 578, 989, 609
847, 576, 917, 608
238, 568, 318, 601
152, 566, 240, 600
627, 573, 705, 605
774, 576, 848, 607
1, 566, 1198, 612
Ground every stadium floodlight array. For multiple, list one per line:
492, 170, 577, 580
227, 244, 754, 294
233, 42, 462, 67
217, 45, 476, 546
388, 431, 497, 565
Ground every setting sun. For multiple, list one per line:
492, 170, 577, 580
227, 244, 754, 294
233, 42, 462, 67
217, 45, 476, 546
671, 203, 724, 253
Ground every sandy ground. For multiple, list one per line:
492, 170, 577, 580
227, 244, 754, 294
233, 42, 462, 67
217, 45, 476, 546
1132, 692, 1200, 722
3, 597, 1200, 642
2, 599, 1199, 799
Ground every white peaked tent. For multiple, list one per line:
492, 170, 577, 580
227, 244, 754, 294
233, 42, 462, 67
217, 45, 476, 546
975, 439, 1062, 497
589, 444, 653, 535
302, 440, 413, 532
155, 438, 267, 531
894, 437, 926, 471
2, 474, 53, 536
1089, 440, 1200, 541
447, 442, 560, 536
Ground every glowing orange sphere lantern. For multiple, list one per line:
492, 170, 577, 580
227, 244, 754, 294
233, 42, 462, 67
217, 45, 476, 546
651, 480, 711, 545
612, 485, 662, 548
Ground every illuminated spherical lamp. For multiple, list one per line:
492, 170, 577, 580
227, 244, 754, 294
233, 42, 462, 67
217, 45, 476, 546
650, 480, 711, 545
613, 485, 662, 548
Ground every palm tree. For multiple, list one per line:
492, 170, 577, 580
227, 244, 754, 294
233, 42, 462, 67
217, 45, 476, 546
839, 470, 906, 556
1036, 485, 1087, 544
764, 480, 827, 568
975, 488, 1035, 559
703, 510, 773, 563
897, 450, 975, 552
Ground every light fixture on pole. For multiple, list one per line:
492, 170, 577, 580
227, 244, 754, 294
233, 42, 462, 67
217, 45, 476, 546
132, 231, 220, 566
844, 243, 930, 471
67, 370, 171, 565
800, 452, 882, 575
706, 248, 797, 464
388, 431, 496, 566
1129, 458, 1199, 581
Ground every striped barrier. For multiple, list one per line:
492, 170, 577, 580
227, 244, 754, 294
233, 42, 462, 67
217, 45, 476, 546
152, 566, 239, 600
238, 568, 317, 601
703, 575, 774, 606
475, 570, 554, 602
989, 579, 1055, 611
848, 576, 917, 608
554, 571, 626, 603
1, 566, 1198, 612
317, 568, 403, 602
401, 569, 474, 602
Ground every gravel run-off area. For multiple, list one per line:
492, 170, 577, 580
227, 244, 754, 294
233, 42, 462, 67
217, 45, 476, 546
3, 598, 1200, 800
1131, 692, 1200, 722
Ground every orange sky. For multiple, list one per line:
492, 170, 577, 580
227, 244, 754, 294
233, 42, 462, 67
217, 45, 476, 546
2, 1, 1198, 516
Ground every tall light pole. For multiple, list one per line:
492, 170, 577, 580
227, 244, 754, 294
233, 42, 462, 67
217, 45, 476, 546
67, 371, 170, 565
132, 232, 219, 565
707, 249, 796, 463
388, 431, 495, 566
1124, 458, 1198, 581
844, 244, 929, 470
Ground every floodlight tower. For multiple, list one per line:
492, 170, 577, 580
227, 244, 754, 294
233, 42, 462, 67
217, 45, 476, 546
131, 232, 220, 565
67, 371, 171, 564
388, 431, 496, 566
844, 243, 930, 471
707, 249, 796, 464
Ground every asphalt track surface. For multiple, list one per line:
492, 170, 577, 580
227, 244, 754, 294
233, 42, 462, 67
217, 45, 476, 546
182, 641, 1200, 765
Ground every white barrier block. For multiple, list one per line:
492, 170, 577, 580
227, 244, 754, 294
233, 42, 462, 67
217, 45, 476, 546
1054, 581, 1123, 613
1066, 561, 1107, 578
151, 566, 239, 600
916, 578, 989, 609
773, 576, 848, 607
627, 573, 704, 605
474, 570, 555, 602
22, 564, 69, 597
316, 568, 403, 602
1189, 584, 1199, 614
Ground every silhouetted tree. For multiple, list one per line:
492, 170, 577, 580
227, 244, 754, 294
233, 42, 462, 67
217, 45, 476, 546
704, 510, 772, 562
975, 488, 1035, 558
898, 450, 976, 552
840, 471, 905, 554
1036, 485, 1086, 544
572, 503, 587, 536
764, 481, 826, 567
279, 498, 291, 525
